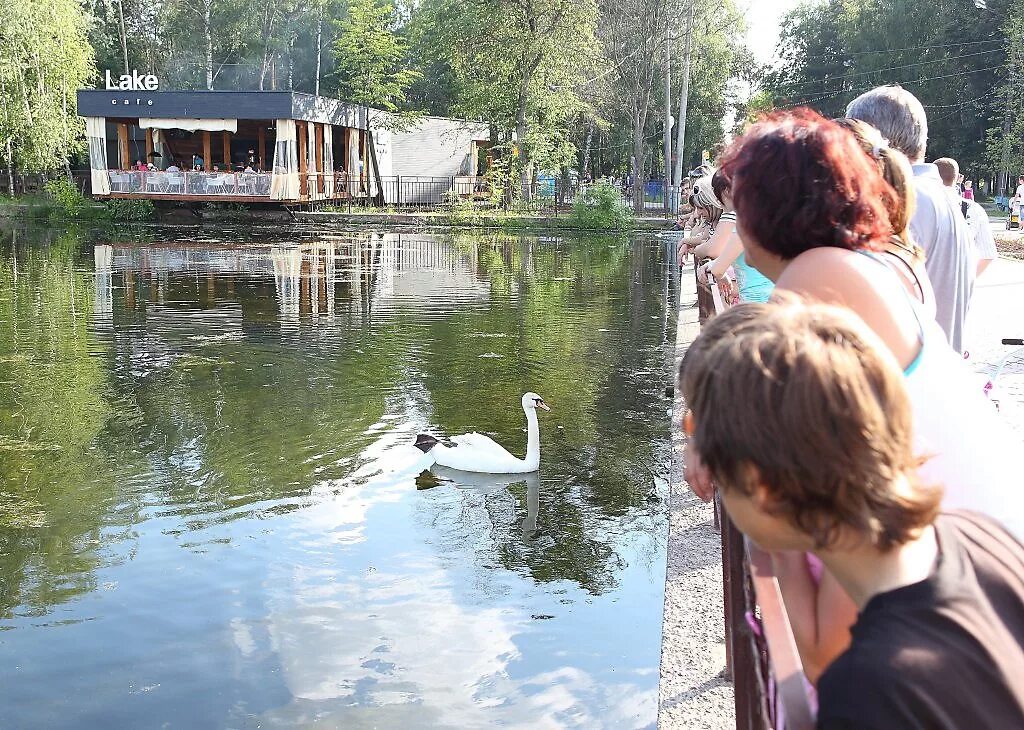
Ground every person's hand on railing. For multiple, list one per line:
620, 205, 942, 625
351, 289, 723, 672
718, 274, 737, 304
696, 259, 714, 288
683, 442, 716, 502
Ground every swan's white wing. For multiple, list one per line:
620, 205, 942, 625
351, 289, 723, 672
450, 432, 515, 458
434, 432, 525, 473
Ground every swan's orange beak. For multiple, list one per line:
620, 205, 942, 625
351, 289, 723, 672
537, 399, 551, 411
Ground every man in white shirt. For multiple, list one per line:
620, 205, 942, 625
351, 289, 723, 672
935, 158, 996, 276
847, 85, 976, 353
1015, 176, 1024, 202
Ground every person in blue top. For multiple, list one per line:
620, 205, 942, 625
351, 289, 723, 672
694, 169, 774, 303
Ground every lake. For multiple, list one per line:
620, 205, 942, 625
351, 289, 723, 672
0, 223, 676, 729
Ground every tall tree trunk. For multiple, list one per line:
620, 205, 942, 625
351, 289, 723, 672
315, 5, 324, 97
632, 107, 645, 212
116, 0, 129, 75
516, 71, 531, 202
580, 121, 594, 180
663, 26, 672, 215
5, 139, 14, 197
204, 0, 213, 90
288, 37, 295, 90
672, 0, 695, 210
258, 5, 278, 92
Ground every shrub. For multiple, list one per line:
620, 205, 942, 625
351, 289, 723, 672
44, 178, 88, 218
104, 198, 155, 222
444, 189, 480, 225
571, 181, 633, 230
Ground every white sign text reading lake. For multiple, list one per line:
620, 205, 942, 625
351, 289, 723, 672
105, 70, 159, 91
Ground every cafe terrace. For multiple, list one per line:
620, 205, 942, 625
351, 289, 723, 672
77, 89, 490, 206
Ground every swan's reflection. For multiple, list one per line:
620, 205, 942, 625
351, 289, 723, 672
428, 466, 542, 544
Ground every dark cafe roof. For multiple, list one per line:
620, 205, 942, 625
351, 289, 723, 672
76, 89, 371, 129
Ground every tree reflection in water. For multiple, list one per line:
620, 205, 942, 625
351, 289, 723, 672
0, 222, 673, 728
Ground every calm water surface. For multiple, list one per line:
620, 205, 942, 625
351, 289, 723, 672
0, 223, 677, 729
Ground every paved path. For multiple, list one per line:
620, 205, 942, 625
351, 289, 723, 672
658, 262, 734, 730
964, 257, 1024, 438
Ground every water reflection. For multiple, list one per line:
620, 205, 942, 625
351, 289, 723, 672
0, 223, 672, 728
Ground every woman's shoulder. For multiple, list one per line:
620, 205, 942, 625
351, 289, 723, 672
779, 247, 878, 285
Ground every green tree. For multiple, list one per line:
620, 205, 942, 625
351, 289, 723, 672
331, 0, 420, 112
767, 0, 1014, 182
412, 0, 598, 201
0, 0, 96, 181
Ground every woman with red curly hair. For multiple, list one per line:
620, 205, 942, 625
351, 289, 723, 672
685, 108, 1022, 683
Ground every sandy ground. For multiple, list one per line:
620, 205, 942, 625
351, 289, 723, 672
658, 264, 734, 730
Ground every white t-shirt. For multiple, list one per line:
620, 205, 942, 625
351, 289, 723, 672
1015, 183, 1024, 201
946, 188, 997, 261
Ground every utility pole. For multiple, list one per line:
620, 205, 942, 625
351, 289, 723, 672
671, 0, 696, 213
663, 25, 672, 216
1000, 68, 1014, 197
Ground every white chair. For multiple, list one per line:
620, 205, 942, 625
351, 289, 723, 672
109, 172, 128, 193
205, 175, 225, 195
166, 173, 185, 193
145, 172, 166, 193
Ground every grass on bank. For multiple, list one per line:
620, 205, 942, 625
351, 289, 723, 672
0, 179, 155, 223
322, 180, 637, 231
2, 178, 641, 232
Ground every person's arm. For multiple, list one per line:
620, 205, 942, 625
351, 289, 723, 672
692, 219, 732, 259
708, 235, 743, 279
771, 551, 858, 686
676, 223, 711, 260
972, 209, 997, 276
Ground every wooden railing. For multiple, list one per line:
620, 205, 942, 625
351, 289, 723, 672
692, 259, 816, 730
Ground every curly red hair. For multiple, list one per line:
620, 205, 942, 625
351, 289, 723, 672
719, 108, 897, 259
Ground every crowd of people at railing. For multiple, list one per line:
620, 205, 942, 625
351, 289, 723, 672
675, 85, 1024, 728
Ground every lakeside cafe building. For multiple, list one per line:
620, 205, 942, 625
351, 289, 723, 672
78, 88, 388, 205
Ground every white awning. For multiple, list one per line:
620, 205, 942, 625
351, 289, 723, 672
139, 118, 237, 132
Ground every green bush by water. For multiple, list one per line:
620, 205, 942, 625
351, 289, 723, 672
571, 182, 632, 231
104, 198, 155, 222
43, 179, 88, 218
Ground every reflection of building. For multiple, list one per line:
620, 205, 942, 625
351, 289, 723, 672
92, 234, 492, 324
76, 89, 490, 206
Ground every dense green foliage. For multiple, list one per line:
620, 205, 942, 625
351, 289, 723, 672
765, 0, 1023, 189
0, 0, 96, 174
43, 179, 90, 218
5, 0, 748, 207
571, 181, 633, 230
103, 198, 156, 221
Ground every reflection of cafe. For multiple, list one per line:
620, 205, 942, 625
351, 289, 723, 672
77, 89, 382, 204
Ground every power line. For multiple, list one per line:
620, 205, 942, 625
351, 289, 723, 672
781, 64, 1006, 109
777, 46, 1006, 93
790, 37, 1005, 61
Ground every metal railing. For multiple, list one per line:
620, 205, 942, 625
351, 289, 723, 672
106, 170, 273, 197
692, 258, 816, 730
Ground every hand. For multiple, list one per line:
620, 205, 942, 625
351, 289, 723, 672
683, 442, 715, 502
718, 275, 736, 304
677, 242, 691, 262
696, 261, 713, 286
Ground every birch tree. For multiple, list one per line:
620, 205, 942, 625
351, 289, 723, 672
0, 0, 95, 182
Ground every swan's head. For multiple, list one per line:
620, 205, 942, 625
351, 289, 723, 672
522, 392, 550, 412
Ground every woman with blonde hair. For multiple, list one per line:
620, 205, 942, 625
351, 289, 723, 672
833, 117, 935, 317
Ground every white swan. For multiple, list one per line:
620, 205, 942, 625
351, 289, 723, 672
414, 393, 550, 474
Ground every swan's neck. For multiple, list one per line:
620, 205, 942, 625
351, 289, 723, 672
524, 407, 540, 469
